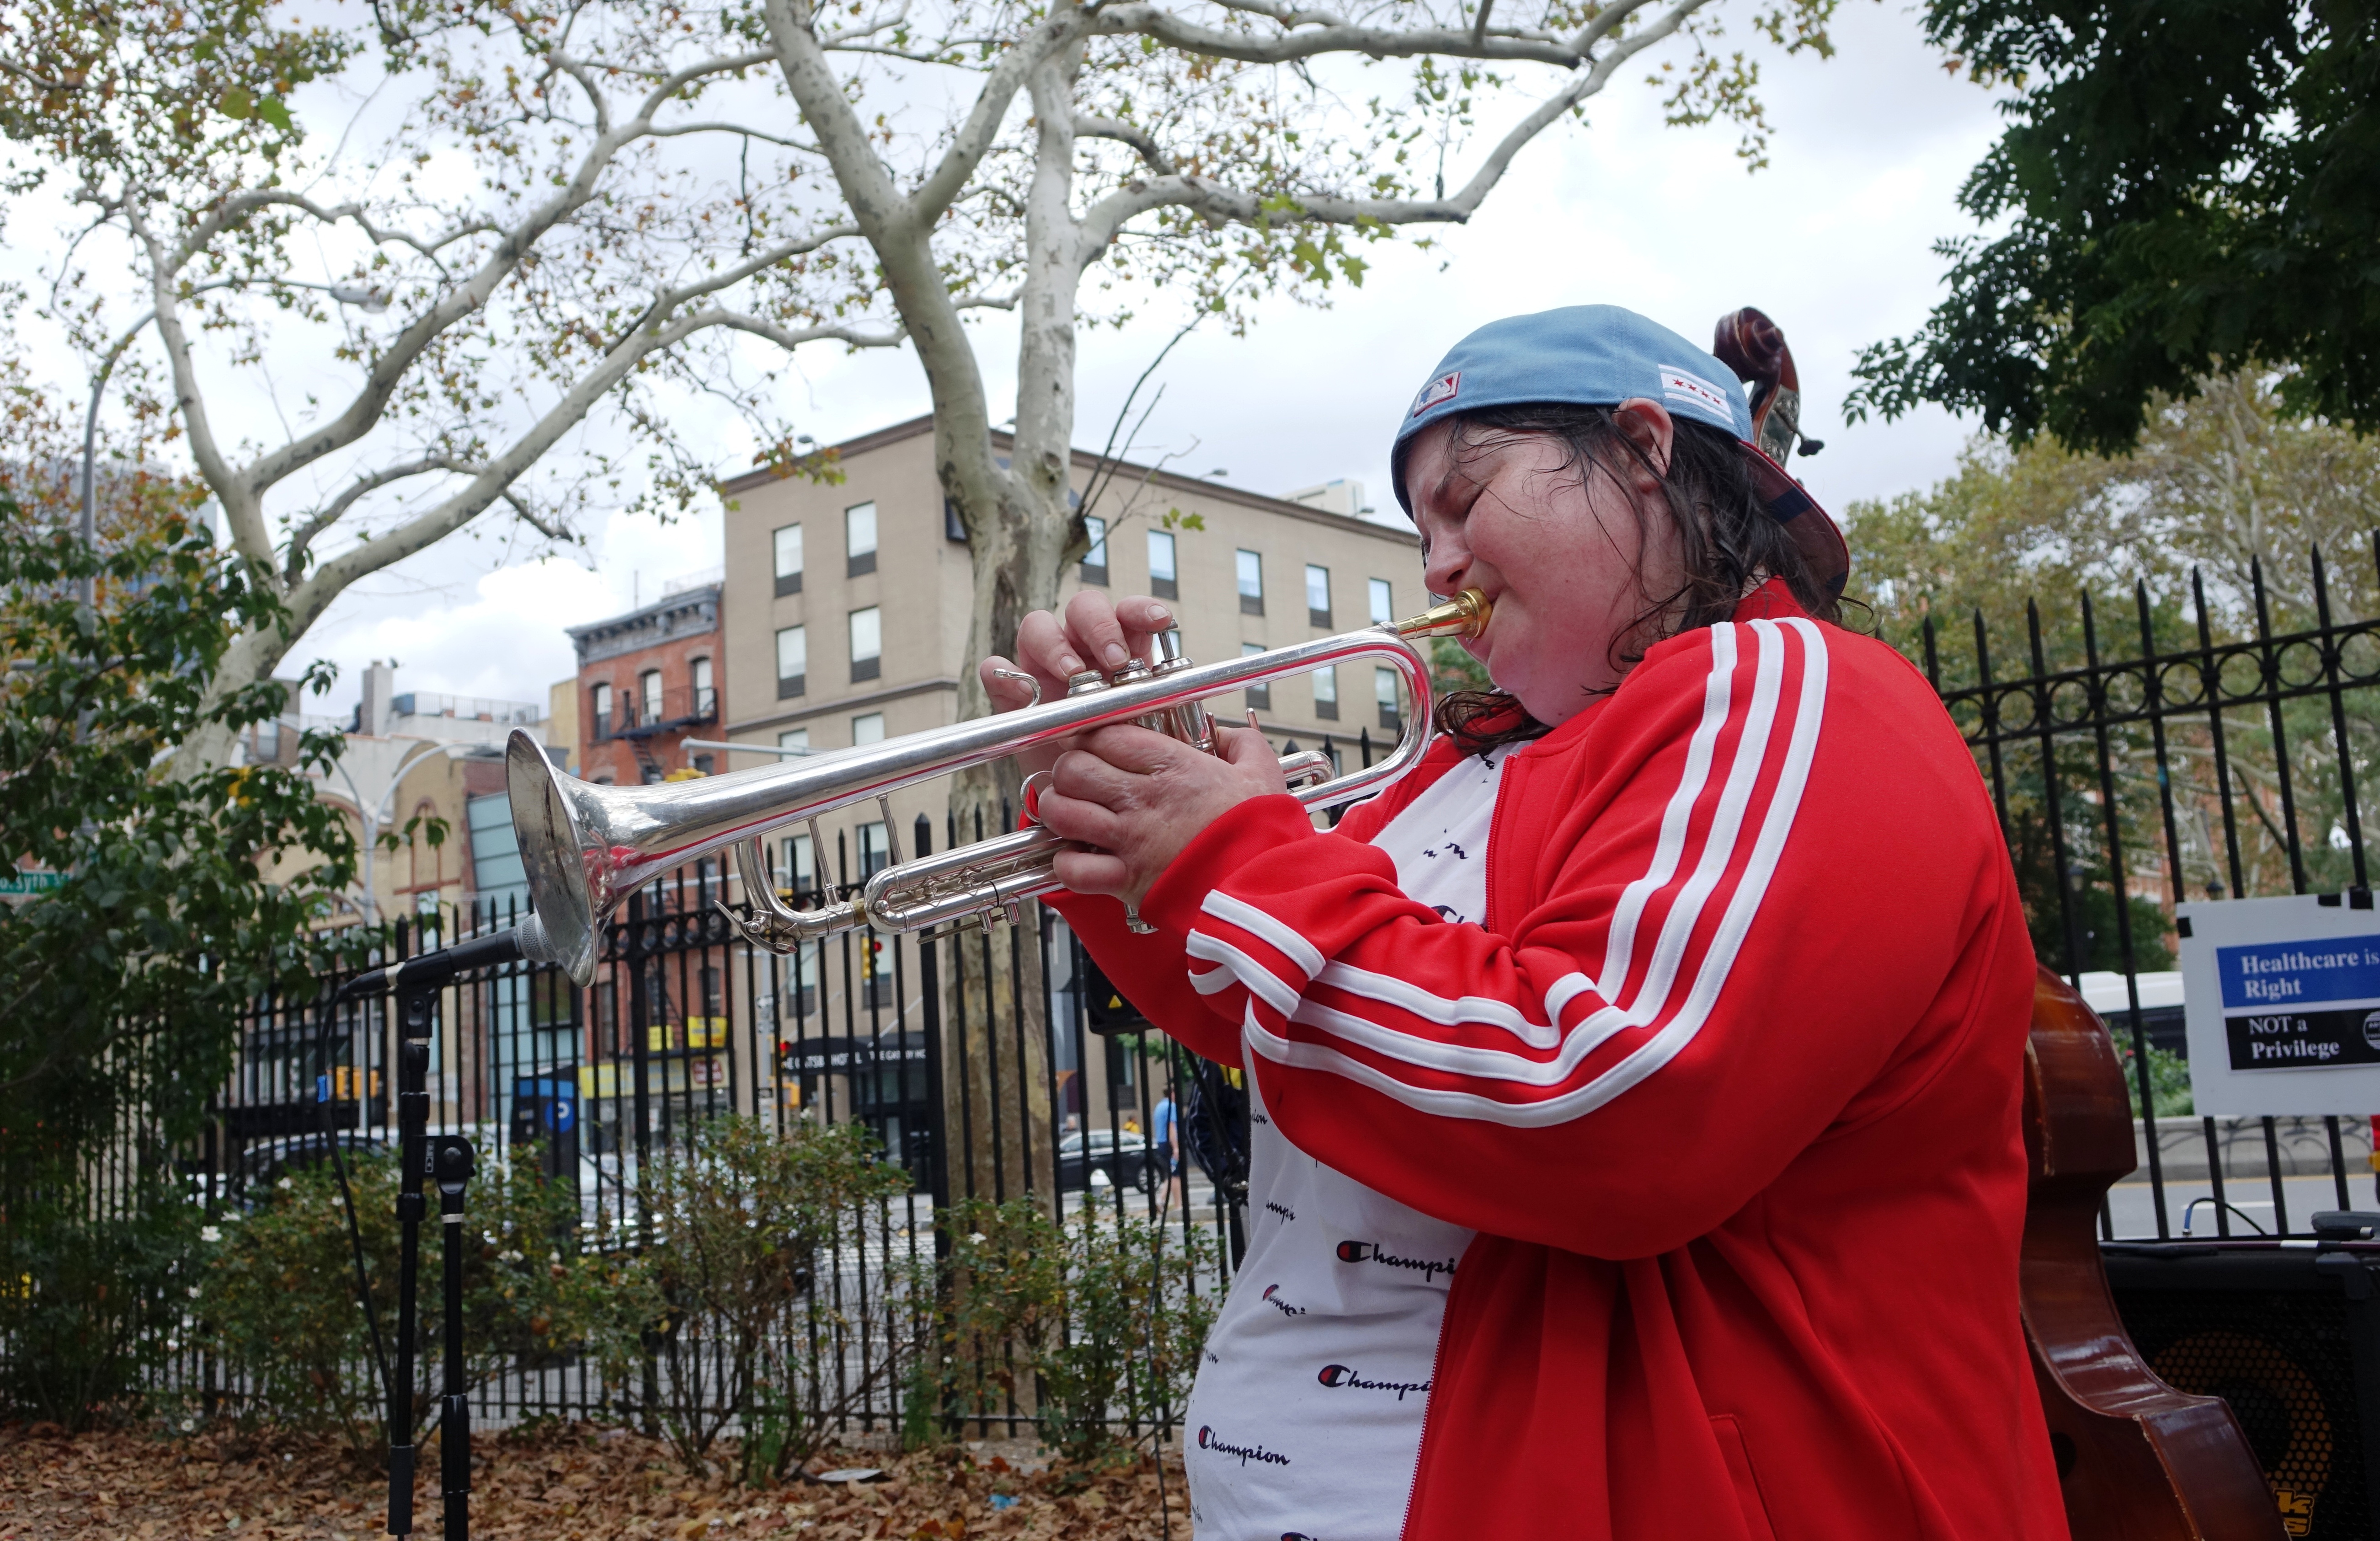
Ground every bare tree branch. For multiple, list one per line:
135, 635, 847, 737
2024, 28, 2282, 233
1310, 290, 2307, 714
1074, 115, 1175, 175
224, 46, 785, 498
280, 303, 726, 635
1075, 0, 1702, 259
650, 121, 822, 153
283, 454, 459, 581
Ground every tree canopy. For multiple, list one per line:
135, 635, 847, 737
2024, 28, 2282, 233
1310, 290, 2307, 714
1846, 0, 2380, 454
0, 373, 357, 1182
0, 0, 1844, 769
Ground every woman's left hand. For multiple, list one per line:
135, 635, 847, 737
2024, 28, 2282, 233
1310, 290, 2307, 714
1036, 721, 1289, 911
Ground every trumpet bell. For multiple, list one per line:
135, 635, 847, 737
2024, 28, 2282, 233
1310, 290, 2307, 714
505, 732, 605, 986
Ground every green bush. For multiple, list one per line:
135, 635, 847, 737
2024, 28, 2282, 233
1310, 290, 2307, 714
0, 1192, 196, 1429
929, 1196, 1219, 1466
2117, 1038, 2196, 1119
635, 1114, 915, 1483
195, 1144, 651, 1461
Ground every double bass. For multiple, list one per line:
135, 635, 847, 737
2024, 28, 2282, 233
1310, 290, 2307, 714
2022, 968, 2279, 1539
1714, 309, 2281, 1540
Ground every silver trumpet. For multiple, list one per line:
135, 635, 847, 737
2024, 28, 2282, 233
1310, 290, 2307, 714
505, 589, 1491, 986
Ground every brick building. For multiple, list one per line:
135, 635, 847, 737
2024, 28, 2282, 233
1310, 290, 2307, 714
567, 578, 723, 785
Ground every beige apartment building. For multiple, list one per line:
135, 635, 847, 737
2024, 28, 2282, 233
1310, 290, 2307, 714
713, 414, 1425, 889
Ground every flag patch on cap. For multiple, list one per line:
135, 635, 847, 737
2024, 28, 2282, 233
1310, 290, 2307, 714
1659, 365, 1733, 420
1411, 371, 1461, 417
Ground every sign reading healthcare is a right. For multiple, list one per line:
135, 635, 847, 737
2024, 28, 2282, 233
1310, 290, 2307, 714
2177, 893, 2380, 1115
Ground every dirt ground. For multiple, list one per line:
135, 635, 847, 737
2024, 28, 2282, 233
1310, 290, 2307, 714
0, 1421, 1192, 1540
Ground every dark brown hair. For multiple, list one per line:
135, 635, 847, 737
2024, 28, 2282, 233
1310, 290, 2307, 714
1397, 403, 1844, 753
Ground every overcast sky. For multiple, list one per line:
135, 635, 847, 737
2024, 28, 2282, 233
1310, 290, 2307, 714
20, 2, 2007, 719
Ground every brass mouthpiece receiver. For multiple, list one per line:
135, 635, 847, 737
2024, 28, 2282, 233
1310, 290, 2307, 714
1392, 588, 1492, 642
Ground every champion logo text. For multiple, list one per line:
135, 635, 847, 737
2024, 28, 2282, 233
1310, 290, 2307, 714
1317, 1363, 1433, 1401
1196, 1426, 1291, 1467
1334, 1239, 1458, 1283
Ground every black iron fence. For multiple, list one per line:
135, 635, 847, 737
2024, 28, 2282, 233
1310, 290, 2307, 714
1921, 542, 2380, 1241
191, 810, 1239, 1441
34, 550, 2380, 1442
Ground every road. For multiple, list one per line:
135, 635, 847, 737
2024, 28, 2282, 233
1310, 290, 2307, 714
2105, 1171, 2380, 1240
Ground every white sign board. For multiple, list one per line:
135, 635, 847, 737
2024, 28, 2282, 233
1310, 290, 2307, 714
2176, 894, 2380, 1115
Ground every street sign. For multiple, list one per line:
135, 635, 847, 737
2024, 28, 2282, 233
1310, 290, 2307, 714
2175, 893, 2380, 1114
0, 870, 64, 898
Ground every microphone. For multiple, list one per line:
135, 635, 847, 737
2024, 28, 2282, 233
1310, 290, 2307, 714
336, 915, 556, 1001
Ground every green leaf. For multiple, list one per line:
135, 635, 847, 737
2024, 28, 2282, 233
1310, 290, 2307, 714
219, 84, 253, 120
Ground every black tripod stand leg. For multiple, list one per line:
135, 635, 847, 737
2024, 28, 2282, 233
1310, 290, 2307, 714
433, 1136, 476, 1541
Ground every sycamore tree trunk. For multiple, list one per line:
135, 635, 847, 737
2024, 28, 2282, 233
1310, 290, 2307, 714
767, 0, 1089, 1218
929, 47, 1094, 1216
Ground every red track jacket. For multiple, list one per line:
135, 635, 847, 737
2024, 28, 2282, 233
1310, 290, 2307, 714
1054, 583, 2067, 1540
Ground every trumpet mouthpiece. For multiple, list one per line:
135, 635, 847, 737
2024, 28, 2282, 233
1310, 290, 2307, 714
1393, 588, 1492, 642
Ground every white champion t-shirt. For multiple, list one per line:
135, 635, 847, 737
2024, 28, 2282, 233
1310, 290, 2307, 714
1183, 748, 1507, 1541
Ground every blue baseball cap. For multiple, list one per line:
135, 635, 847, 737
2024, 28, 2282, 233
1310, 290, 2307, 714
1389, 305, 1847, 593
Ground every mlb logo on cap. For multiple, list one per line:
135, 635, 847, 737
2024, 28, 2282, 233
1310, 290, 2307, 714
1412, 371, 1461, 417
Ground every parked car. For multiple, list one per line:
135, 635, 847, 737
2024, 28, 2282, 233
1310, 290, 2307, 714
219, 1130, 394, 1209
1057, 1129, 1160, 1193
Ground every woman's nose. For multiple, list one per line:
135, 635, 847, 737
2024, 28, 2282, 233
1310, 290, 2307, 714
1422, 535, 1471, 598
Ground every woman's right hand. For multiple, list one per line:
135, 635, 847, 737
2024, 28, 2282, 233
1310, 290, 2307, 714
978, 590, 1178, 779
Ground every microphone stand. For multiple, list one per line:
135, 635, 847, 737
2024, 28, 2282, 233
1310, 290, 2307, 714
338, 924, 532, 1540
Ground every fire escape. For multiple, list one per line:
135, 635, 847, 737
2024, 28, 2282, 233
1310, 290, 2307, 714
611, 685, 720, 783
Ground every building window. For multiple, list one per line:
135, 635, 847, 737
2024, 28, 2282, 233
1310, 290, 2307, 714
1080, 515, 1108, 585
691, 754, 714, 775
1305, 564, 1331, 628
1369, 578, 1394, 626
1312, 664, 1339, 720
690, 656, 715, 717
1243, 642, 1269, 712
1237, 549, 1264, 615
846, 501, 878, 577
1376, 665, 1401, 730
591, 681, 613, 740
779, 728, 811, 755
775, 625, 807, 700
640, 669, 662, 725
1147, 529, 1178, 601
848, 606, 882, 683
773, 523, 803, 597
858, 820, 891, 878
409, 799, 441, 888
781, 829, 817, 895
852, 712, 886, 746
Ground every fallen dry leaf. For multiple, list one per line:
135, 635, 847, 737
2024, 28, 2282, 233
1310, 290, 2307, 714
0, 1421, 1190, 1541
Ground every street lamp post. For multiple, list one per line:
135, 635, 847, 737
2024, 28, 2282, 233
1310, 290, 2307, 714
317, 741, 475, 923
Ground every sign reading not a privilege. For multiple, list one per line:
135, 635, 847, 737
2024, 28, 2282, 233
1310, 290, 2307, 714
2175, 893, 2380, 1115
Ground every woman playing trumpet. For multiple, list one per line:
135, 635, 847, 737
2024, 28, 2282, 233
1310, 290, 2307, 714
982, 305, 2064, 1541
